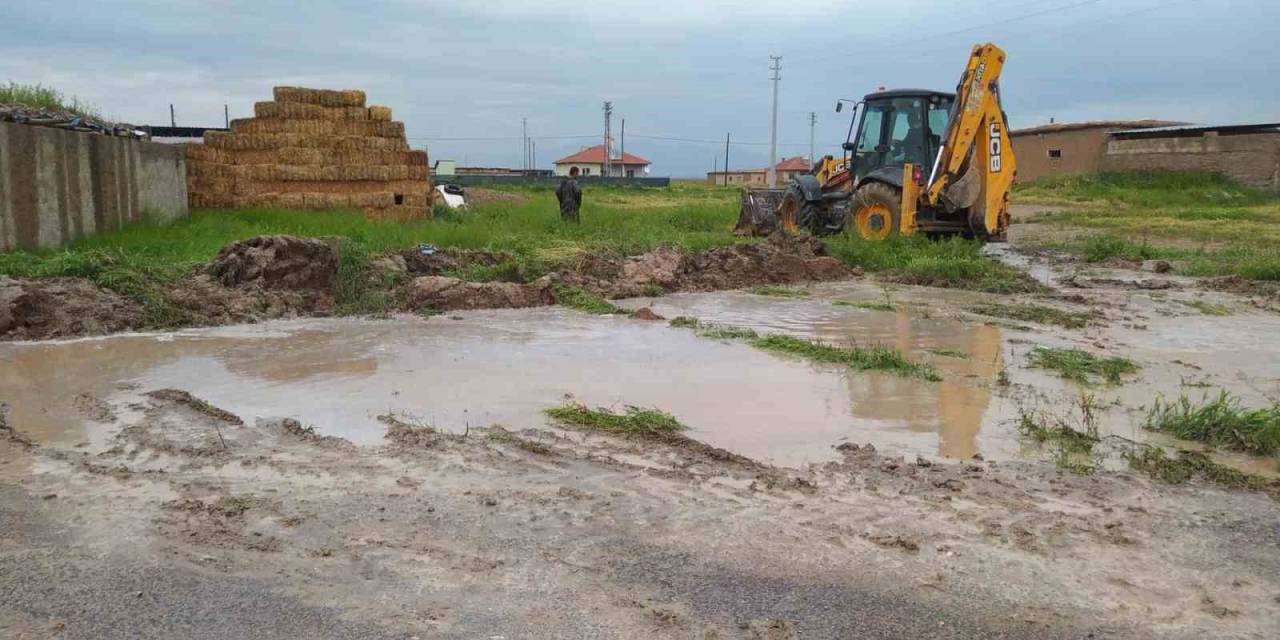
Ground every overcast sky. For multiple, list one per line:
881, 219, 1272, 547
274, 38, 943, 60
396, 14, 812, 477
4, 0, 1277, 177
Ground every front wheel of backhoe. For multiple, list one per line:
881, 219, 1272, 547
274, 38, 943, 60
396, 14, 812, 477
848, 182, 902, 241
778, 186, 825, 235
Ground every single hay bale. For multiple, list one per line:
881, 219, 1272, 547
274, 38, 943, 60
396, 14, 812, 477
403, 150, 429, 166
365, 205, 431, 222
249, 179, 429, 195
408, 166, 429, 180
368, 105, 393, 121
185, 144, 224, 163
403, 193, 431, 207
273, 86, 366, 108
254, 102, 372, 121
348, 192, 396, 208
275, 147, 327, 165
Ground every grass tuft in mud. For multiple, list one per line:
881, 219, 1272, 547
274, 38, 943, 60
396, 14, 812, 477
335, 240, 399, 315
1178, 299, 1232, 316
823, 235, 1046, 294
485, 427, 557, 456
668, 316, 700, 328
1018, 395, 1101, 474
698, 324, 761, 340
749, 334, 941, 382
555, 286, 625, 315
1143, 391, 1280, 456
1027, 346, 1139, 386
749, 285, 808, 298
969, 302, 1092, 329
1124, 447, 1279, 494
545, 403, 686, 440
927, 348, 968, 359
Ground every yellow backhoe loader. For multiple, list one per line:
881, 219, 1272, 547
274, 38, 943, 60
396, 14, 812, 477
735, 43, 1016, 241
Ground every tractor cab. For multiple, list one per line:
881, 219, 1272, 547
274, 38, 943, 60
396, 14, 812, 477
841, 89, 955, 189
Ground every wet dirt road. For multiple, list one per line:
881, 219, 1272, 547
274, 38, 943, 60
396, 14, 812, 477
3, 254, 1280, 639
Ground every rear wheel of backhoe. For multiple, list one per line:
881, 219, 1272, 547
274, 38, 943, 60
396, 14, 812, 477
778, 186, 824, 235
849, 182, 902, 241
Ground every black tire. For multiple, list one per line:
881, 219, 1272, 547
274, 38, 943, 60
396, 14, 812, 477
848, 182, 902, 241
779, 186, 827, 235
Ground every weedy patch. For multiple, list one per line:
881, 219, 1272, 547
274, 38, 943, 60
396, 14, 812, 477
1144, 391, 1280, 456
668, 316, 701, 328
927, 348, 968, 359
833, 300, 896, 312
555, 286, 625, 315
1018, 395, 1102, 474
1124, 446, 1279, 494
1178, 299, 1232, 316
545, 403, 686, 439
670, 319, 938, 381
749, 334, 940, 382
969, 302, 1092, 329
1027, 346, 1139, 386
749, 285, 808, 298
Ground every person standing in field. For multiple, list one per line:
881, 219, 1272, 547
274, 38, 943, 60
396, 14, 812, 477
556, 166, 582, 224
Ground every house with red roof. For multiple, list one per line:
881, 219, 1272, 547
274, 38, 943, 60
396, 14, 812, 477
553, 144, 651, 178
706, 156, 811, 186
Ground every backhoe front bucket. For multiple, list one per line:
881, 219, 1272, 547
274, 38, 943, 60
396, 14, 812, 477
733, 188, 786, 236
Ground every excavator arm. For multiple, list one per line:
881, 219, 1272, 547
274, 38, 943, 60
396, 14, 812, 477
911, 43, 1016, 237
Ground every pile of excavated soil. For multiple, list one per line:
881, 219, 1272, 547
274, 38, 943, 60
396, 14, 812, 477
0, 275, 144, 340
1, 233, 859, 340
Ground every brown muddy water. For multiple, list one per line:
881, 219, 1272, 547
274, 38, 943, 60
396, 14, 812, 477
3, 279, 1279, 472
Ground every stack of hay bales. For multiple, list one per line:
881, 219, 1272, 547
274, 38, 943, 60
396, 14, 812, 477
186, 87, 431, 220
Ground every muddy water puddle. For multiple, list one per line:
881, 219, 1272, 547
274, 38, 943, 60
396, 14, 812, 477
3, 280, 1278, 472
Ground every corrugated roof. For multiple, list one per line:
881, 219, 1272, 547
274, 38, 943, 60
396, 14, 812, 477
553, 144, 650, 166
1011, 120, 1181, 136
1110, 122, 1280, 138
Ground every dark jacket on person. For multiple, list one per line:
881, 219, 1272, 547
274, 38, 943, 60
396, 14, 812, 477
555, 177, 582, 220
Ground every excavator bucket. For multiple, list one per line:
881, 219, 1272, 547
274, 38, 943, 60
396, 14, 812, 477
733, 188, 786, 236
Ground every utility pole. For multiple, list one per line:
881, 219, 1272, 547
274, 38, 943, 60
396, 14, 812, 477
767, 55, 781, 188
532, 139, 536, 173
169, 103, 175, 127
224, 104, 229, 129
723, 132, 730, 187
620, 118, 626, 176
808, 112, 817, 167
522, 117, 528, 172
602, 102, 613, 179
713, 155, 718, 182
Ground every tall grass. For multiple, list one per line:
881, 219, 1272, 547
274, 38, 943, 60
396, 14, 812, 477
1, 81, 101, 119
1027, 346, 1139, 386
823, 234, 1044, 294
1015, 171, 1271, 208
1145, 392, 1280, 456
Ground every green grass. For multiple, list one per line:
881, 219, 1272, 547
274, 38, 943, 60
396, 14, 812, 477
671, 318, 939, 381
1, 81, 101, 119
1017, 395, 1102, 474
748, 334, 940, 381
750, 285, 808, 298
555, 285, 625, 315
1027, 346, 1139, 386
823, 234, 1045, 294
833, 300, 895, 312
1124, 447, 1278, 493
1015, 171, 1280, 281
544, 403, 686, 440
969, 302, 1092, 329
1177, 299, 1232, 316
1144, 392, 1280, 456
927, 348, 968, 358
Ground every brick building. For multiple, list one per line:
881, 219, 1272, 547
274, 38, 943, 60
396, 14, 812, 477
1009, 120, 1177, 182
1103, 123, 1280, 191
707, 156, 811, 186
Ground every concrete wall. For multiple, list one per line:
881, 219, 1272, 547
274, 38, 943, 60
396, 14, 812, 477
439, 174, 670, 188
0, 122, 188, 251
1010, 127, 1118, 182
1102, 131, 1280, 191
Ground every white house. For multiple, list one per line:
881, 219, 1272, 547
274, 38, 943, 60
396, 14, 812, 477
552, 144, 651, 177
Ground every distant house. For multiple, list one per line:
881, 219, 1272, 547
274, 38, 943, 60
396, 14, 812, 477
706, 156, 811, 186
1103, 122, 1280, 191
1009, 120, 1179, 181
553, 144, 651, 178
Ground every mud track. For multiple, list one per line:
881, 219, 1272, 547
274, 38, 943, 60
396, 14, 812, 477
0, 233, 856, 341
2, 387, 1276, 639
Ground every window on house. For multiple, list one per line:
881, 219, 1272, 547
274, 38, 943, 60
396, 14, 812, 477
1048, 148, 1062, 159
582, 167, 591, 175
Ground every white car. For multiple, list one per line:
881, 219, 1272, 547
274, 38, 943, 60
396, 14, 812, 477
435, 184, 467, 209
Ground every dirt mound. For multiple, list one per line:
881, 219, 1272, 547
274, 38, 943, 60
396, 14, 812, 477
557, 234, 853, 298
206, 235, 338, 291
399, 275, 556, 311
464, 188, 529, 207
0, 275, 144, 340
400, 248, 514, 276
